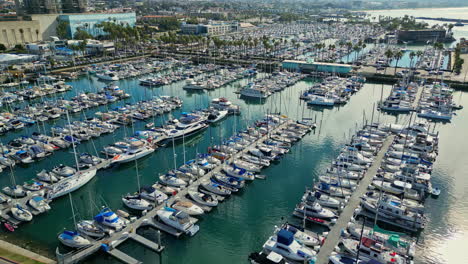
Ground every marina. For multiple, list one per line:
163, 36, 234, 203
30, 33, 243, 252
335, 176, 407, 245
0, 4, 467, 264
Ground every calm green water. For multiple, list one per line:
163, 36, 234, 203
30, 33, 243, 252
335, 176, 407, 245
1, 68, 468, 264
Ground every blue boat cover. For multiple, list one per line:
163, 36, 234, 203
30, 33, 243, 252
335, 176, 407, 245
277, 229, 294, 246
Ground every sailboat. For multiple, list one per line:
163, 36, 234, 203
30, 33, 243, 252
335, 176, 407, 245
48, 111, 97, 200
58, 194, 92, 248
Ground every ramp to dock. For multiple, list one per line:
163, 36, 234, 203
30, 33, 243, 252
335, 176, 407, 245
130, 234, 164, 252
107, 249, 141, 264
315, 135, 394, 264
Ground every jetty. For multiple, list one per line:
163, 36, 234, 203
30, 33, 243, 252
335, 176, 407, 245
314, 135, 395, 264
56, 118, 294, 264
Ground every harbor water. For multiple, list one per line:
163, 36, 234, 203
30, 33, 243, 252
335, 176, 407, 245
1, 68, 467, 264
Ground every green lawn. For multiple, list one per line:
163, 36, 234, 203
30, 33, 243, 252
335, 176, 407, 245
0, 248, 45, 264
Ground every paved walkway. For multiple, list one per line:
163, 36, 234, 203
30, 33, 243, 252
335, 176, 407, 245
0, 240, 56, 264
315, 135, 394, 264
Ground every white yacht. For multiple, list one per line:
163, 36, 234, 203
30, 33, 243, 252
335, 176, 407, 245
307, 95, 335, 106
156, 207, 199, 236
360, 196, 426, 230
171, 200, 204, 215
94, 207, 127, 231
183, 79, 204, 90
111, 141, 155, 164
263, 229, 315, 261
97, 71, 119, 81
58, 230, 91, 248
240, 84, 269, 99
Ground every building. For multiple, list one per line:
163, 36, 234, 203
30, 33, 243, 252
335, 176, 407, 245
0, 19, 41, 47
397, 29, 455, 43
282, 60, 352, 74
15, 0, 86, 15
58, 12, 137, 38
180, 21, 238, 36
459, 38, 468, 54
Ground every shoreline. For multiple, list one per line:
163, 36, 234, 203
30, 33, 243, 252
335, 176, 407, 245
0, 239, 55, 264
357, 6, 468, 12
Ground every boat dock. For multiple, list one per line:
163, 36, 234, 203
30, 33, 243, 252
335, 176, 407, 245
57, 119, 294, 264
314, 135, 394, 264
0, 160, 112, 226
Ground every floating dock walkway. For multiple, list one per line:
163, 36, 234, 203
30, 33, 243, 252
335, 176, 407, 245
57, 119, 294, 264
314, 135, 395, 264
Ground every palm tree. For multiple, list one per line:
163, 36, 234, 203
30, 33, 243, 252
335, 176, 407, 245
19, 28, 25, 44
384, 49, 394, 74
409, 51, 416, 69
393, 50, 404, 75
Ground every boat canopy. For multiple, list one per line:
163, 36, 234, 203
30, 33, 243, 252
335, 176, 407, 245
277, 229, 294, 246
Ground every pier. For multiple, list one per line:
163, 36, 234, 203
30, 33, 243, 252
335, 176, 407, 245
58, 118, 294, 264
314, 135, 394, 264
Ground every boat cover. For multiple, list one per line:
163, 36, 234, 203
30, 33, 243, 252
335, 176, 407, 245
277, 229, 294, 246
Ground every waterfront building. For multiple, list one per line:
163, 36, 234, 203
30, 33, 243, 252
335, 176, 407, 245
396, 29, 455, 43
180, 21, 239, 36
0, 19, 42, 47
58, 12, 137, 38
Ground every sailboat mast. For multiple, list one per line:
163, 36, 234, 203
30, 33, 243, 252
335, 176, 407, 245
66, 110, 81, 172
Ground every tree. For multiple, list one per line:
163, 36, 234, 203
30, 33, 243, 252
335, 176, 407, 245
393, 51, 404, 75
0, 44, 6, 52
56, 20, 70, 39
409, 51, 416, 68
74, 28, 93, 40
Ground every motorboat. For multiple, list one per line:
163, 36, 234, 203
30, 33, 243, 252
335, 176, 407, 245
139, 186, 168, 204
222, 165, 255, 180
2, 185, 27, 197
37, 170, 59, 182
279, 223, 321, 247
170, 200, 204, 215
77, 220, 106, 238
315, 182, 352, 198
371, 180, 421, 201
341, 237, 407, 264
0, 156, 15, 167
212, 173, 245, 189
58, 230, 91, 248
159, 174, 187, 187
97, 71, 119, 81
52, 164, 76, 177
94, 207, 127, 231
302, 190, 341, 209
79, 153, 101, 165
11, 205, 33, 222
347, 221, 416, 258
232, 159, 262, 173
122, 194, 153, 211
329, 253, 366, 264
11, 150, 34, 164
156, 207, 199, 236
307, 95, 335, 106
111, 141, 155, 164
22, 181, 44, 191
295, 201, 336, 219
28, 196, 51, 213
361, 196, 426, 230
263, 229, 315, 261
206, 109, 228, 123
200, 180, 232, 196
248, 251, 291, 264
188, 189, 218, 207
319, 176, 357, 189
